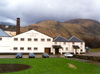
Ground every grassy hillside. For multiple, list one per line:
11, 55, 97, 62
20, 19, 100, 38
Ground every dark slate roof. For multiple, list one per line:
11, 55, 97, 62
53, 36, 69, 42
0, 28, 10, 37
67, 36, 84, 42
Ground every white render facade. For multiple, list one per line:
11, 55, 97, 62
0, 29, 85, 54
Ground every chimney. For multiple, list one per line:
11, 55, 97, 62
16, 18, 20, 35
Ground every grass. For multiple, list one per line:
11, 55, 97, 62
89, 48, 100, 52
0, 58, 100, 74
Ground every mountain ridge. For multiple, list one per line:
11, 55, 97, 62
0, 19, 100, 39
21, 19, 100, 38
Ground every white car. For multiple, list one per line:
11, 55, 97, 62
64, 53, 73, 58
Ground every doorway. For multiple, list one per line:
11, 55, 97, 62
55, 48, 59, 54
44, 48, 51, 54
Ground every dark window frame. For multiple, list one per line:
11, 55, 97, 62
28, 38, 32, 41
20, 38, 24, 41
34, 38, 38, 41
34, 47, 38, 50
64, 42, 66, 44
20, 47, 24, 50
55, 42, 57, 44
14, 38, 18, 41
81, 42, 83, 45
28, 47, 31, 50
66, 47, 68, 50
47, 39, 51, 41
0, 38, 2, 40
13, 47, 18, 50
41, 39, 45, 41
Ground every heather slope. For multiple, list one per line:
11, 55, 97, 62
20, 19, 100, 38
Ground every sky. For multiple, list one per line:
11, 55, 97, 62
0, 0, 100, 26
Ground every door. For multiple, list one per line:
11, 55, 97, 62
55, 48, 59, 54
45, 48, 50, 54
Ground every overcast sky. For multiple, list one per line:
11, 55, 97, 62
0, 0, 100, 26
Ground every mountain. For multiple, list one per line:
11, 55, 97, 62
0, 22, 16, 31
61, 19, 100, 38
20, 20, 65, 37
20, 19, 100, 38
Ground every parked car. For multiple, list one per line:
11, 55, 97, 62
42, 53, 49, 58
64, 53, 73, 58
29, 53, 35, 58
15, 53, 22, 58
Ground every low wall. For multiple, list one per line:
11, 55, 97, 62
73, 54, 100, 62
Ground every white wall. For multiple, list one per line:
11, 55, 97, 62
52, 42, 69, 53
69, 42, 85, 53
52, 42, 85, 54
0, 37, 11, 52
0, 30, 85, 54
10, 30, 53, 53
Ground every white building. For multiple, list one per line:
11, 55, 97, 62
0, 28, 85, 54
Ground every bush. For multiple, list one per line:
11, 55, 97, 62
82, 37, 100, 48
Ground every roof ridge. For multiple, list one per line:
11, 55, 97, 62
69, 36, 74, 41
73, 36, 83, 41
54, 35, 60, 41
58, 36, 68, 40
53, 36, 69, 42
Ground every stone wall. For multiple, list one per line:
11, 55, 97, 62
74, 54, 100, 62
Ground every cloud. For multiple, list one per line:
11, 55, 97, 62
0, 0, 100, 26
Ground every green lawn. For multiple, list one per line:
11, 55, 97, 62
1, 58, 100, 74
89, 48, 100, 52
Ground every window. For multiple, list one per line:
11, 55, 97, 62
72, 42, 74, 44
81, 49, 83, 52
47, 39, 51, 41
14, 38, 18, 41
64, 42, 66, 44
28, 38, 32, 41
20, 47, 24, 50
81, 42, 83, 45
34, 47, 38, 50
13, 47, 18, 50
41, 39, 45, 41
55, 42, 57, 44
28, 47, 31, 50
34, 38, 38, 41
20, 38, 24, 41
66, 47, 68, 50
0, 38, 2, 41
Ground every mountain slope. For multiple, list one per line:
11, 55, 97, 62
21, 20, 70, 38
20, 19, 100, 38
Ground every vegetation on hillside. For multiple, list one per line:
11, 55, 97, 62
82, 37, 100, 48
21, 19, 100, 39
